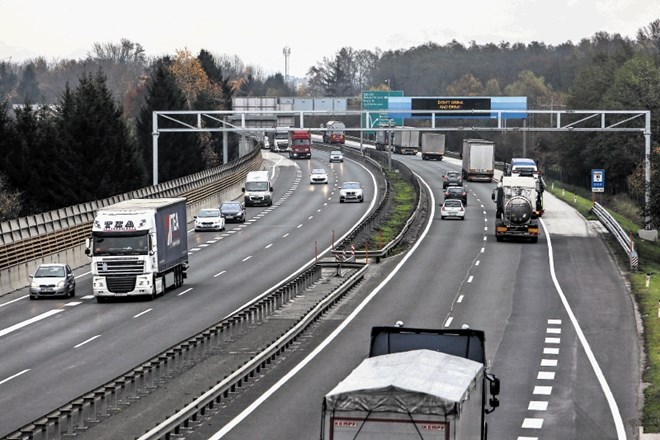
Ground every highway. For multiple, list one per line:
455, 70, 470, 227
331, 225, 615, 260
0, 146, 642, 439
0, 149, 379, 437
180, 150, 641, 440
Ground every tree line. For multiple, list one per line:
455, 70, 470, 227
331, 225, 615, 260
0, 20, 659, 223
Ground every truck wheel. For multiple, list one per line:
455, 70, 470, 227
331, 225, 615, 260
530, 237, 539, 243
496, 235, 503, 242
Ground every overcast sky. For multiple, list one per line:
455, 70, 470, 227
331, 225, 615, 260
1, 0, 658, 78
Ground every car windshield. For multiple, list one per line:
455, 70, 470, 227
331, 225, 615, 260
35, 266, 65, 277
331, 151, 342, 156
312, 169, 326, 174
342, 182, 360, 189
245, 182, 269, 191
448, 187, 464, 194
447, 172, 460, 178
198, 209, 220, 218
444, 200, 462, 207
221, 203, 240, 212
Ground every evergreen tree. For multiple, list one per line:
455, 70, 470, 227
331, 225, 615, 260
57, 70, 146, 203
16, 64, 41, 103
0, 62, 18, 102
0, 101, 23, 216
137, 58, 202, 183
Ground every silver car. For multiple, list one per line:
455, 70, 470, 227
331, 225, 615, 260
29, 263, 76, 299
329, 151, 344, 162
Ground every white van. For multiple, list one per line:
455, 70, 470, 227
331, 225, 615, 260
507, 158, 539, 177
242, 170, 273, 207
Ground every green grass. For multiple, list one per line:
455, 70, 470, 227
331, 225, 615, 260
546, 179, 660, 432
366, 169, 415, 251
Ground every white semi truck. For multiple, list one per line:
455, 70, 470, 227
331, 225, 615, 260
85, 198, 188, 302
321, 326, 500, 440
462, 139, 495, 182
392, 128, 420, 155
271, 126, 290, 152
421, 133, 446, 160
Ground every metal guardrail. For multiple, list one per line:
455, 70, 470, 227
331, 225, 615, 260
592, 202, 638, 270
4, 261, 367, 440
0, 148, 262, 268
0, 148, 263, 295
4, 142, 405, 439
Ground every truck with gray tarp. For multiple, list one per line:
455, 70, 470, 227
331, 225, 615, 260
321, 326, 500, 440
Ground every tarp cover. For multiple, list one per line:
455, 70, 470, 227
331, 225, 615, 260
324, 349, 483, 415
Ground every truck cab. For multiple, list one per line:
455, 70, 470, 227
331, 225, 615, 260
288, 130, 312, 159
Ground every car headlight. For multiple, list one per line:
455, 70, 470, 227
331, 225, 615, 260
57, 280, 65, 288
31, 281, 38, 288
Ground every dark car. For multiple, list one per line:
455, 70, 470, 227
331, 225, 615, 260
220, 201, 246, 223
444, 186, 468, 205
29, 263, 76, 299
442, 171, 463, 188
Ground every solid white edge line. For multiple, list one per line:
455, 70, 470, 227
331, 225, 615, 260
541, 218, 626, 439
205, 173, 437, 440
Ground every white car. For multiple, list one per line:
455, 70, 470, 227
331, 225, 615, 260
194, 208, 225, 231
440, 199, 465, 220
310, 168, 329, 184
329, 151, 344, 162
340, 181, 364, 203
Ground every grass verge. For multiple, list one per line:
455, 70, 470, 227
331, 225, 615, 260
366, 169, 415, 252
546, 179, 660, 431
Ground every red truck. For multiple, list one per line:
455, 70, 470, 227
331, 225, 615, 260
288, 130, 312, 159
323, 120, 345, 144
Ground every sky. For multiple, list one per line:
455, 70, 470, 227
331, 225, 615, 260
1, 0, 658, 79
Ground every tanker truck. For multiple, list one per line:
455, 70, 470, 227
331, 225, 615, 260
492, 171, 544, 242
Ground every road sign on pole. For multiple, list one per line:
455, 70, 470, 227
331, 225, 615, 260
591, 169, 605, 193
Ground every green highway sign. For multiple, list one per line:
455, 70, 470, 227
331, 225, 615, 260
362, 90, 404, 129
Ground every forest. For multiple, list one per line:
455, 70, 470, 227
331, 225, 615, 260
0, 19, 659, 224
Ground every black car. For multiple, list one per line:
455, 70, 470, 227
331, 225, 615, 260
220, 201, 246, 223
444, 186, 468, 205
442, 171, 463, 188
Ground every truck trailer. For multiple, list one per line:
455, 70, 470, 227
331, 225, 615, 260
421, 133, 446, 160
462, 139, 495, 182
85, 198, 189, 302
392, 129, 420, 155
321, 326, 500, 440
288, 129, 312, 159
